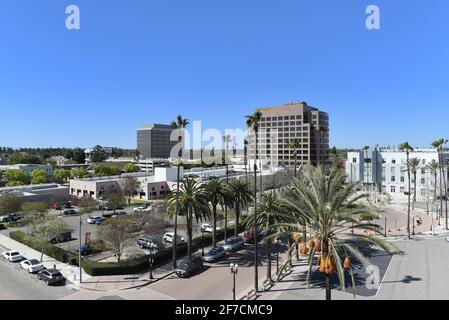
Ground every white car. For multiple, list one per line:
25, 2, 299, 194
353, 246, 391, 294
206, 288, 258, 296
3, 251, 23, 262
134, 206, 153, 213
87, 216, 107, 225
163, 232, 185, 244
200, 223, 214, 233
20, 259, 45, 273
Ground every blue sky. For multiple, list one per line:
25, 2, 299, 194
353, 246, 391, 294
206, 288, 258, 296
0, 0, 448, 149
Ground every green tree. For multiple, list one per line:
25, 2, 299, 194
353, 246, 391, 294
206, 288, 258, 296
94, 164, 121, 177
0, 195, 23, 221
124, 163, 140, 173
204, 178, 227, 248
72, 148, 86, 164
8, 152, 41, 165
170, 115, 190, 267
106, 191, 127, 211
30, 169, 49, 185
78, 196, 98, 214
53, 169, 72, 182
21, 202, 50, 216
227, 179, 253, 237
288, 139, 301, 177
244, 193, 291, 281
400, 142, 414, 239
70, 167, 89, 179
166, 177, 211, 258
280, 166, 398, 300
4, 170, 31, 186
90, 145, 107, 163
408, 158, 422, 210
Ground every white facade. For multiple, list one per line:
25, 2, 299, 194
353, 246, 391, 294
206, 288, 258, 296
347, 148, 449, 200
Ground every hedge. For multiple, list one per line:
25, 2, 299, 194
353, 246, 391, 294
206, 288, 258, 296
9, 231, 73, 263
0, 224, 5, 231
10, 224, 245, 277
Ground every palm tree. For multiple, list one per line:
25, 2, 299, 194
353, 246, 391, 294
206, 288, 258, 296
408, 158, 422, 210
166, 177, 211, 258
279, 166, 398, 300
246, 111, 262, 292
204, 178, 227, 248
432, 139, 448, 229
227, 179, 253, 237
244, 193, 291, 281
400, 142, 414, 239
427, 160, 439, 200
288, 139, 300, 177
170, 115, 190, 268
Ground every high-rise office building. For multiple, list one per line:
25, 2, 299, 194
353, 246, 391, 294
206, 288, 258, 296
247, 102, 329, 167
137, 124, 178, 159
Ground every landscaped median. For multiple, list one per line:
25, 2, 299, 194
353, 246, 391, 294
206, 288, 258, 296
9, 224, 244, 276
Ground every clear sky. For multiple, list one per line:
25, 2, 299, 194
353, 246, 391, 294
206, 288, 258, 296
0, 0, 448, 149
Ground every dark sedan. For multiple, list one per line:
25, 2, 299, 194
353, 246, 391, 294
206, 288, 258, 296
176, 256, 204, 278
37, 269, 66, 286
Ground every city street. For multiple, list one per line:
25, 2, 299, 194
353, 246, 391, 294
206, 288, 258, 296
0, 245, 77, 300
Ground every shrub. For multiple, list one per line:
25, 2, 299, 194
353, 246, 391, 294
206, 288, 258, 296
0, 224, 6, 230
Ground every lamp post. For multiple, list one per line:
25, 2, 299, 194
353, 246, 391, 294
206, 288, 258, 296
412, 215, 416, 236
230, 263, 239, 301
384, 217, 387, 237
145, 248, 157, 280
276, 239, 281, 274
201, 230, 205, 257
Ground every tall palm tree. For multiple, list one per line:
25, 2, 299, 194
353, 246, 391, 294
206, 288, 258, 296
246, 110, 262, 292
427, 160, 439, 200
170, 115, 190, 268
400, 142, 414, 239
279, 166, 398, 300
432, 139, 448, 229
288, 139, 300, 177
227, 179, 253, 237
244, 193, 291, 281
166, 177, 211, 258
204, 178, 227, 248
408, 158, 422, 210
244, 139, 249, 183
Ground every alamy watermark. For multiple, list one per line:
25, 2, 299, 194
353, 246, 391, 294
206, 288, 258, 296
366, 5, 381, 30
66, 5, 80, 30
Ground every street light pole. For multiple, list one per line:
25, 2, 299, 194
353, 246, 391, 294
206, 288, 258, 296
230, 263, 239, 301
412, 215, 415, 235
384, 217, 387, 237
201, 230, 205, 257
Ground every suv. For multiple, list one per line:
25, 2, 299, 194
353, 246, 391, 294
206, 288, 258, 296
62, 209, 78, 216
136, 235, 159, 250
37, 269, 66, 286
176, 256, 204, 278
163, 232, 185, 245
223, 237, 245, 252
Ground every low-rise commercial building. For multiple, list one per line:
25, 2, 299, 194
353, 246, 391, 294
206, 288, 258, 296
0, 164, 54, 176
0, 184, 69, 203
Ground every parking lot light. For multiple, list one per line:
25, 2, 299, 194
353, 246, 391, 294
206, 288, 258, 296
230, 263, 239, 300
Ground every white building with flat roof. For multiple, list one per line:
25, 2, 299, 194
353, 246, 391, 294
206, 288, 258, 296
347, 147, 449, 200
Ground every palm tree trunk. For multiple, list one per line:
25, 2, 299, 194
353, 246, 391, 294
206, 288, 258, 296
266, 240, 272, 281
173, 163, 181, 268
212, 205, 217, 248
434, 172, 438, 200
294, 150, 298, 178
287, 236, 293, 267
443, 164, 448, 229
322, 238, 332, 300
413, 172, 417, 210
234, 204, 240, 237
439, 151, 444, 219
407, 152, 411, 239
254, 130, 259, 292
187, 215, 193, 258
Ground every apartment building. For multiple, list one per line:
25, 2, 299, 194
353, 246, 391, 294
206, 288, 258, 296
247, 102, 329, 167
137, 124, 178, 159
347, 147, 449, 199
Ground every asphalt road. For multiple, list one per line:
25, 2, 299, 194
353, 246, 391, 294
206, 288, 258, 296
0, 246, 77, 300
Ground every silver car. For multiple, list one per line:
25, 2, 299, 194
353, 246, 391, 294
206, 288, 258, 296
203, 246, 226, 263
223, 237, 245, 252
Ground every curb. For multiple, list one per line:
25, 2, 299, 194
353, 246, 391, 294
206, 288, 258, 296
122, 271, 176, 290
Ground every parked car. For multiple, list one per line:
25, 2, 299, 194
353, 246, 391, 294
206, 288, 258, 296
20, 259, 45, 273
112, 211, 127, 217
49, 231, 72, 244
163, 232, 185, 245
200, 223, 214, 233
87, 216, 107, 225
0, 213, 20, 223
176, 256, 204, 278
99, 204, 114, 211
223, 237, 245, 252
37, 269, 66, 286
3, 250, 23, 262
62, 209, 78, 216
136, 235, 159, 250
203, 246, 226, 263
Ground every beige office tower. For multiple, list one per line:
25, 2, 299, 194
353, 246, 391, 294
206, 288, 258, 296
247, 102, 329, 168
